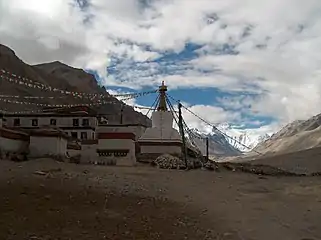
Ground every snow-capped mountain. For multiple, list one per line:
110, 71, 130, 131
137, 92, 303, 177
214, 123, 271, 152
189, 123, 271, 154
188, 127, 241, 156
225, 132, 271, 152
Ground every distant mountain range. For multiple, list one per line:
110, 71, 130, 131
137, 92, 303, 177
188, 123, 271, 156
189, 108, 321, 159
189, 127, 242, 157
216, 123, 271, 152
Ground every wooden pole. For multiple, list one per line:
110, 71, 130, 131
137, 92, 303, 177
178, 102, 188, 169
120, 105, 124, 124
206, 137, 209, 161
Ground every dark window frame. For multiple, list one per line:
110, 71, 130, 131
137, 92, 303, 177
73, 119, 79, 127
81, 132, 88, 140
13, 118, 20, 126
82, 118, 90, 126
50, 118, 57, 126
31, 119, 38, 126
71, 132, 78, 139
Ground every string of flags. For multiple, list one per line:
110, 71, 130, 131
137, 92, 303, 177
0, 89, 157, 112
0, 69, 157, 99
0, 89, 157, 101
0, 91, 143, 108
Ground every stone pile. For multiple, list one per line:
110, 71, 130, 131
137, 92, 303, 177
202, 161, 220, 171
154, 154, 188, 169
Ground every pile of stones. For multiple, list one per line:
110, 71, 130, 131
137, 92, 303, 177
154, 154, 188, 169
202, 161, 220, 171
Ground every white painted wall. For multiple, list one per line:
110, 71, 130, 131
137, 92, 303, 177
0, 137, 28, 153
138, 111, 183, 155
140, 145, 181, 155
139, 112, 181, 145
97, 139, 136, 166
67, 149, 81, 158
29, 136, 67, 157
81, 144, 97, 163
152, 111, 174, 128
139, 111, 181, 141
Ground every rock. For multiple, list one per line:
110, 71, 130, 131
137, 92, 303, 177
154, 154, 187, 169
33, 171, 47, 176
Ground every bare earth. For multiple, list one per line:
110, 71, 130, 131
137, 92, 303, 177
0, 159, 321, 240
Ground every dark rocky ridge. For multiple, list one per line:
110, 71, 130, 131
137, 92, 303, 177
0, 44, 151, 126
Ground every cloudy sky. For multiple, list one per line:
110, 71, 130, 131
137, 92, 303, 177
1, 0, 321, 143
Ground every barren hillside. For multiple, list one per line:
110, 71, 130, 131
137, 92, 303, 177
0, 44, 151, 125
248, 114, 321, 156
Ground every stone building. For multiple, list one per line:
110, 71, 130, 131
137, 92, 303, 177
4, 106, 98, 141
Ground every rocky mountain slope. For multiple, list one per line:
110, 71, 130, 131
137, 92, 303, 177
190, 128, 242, 156
250, 114, 321, 156
0, 44, 151, 125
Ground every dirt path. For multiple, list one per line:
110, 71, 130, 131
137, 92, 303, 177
1, 159, 321, 240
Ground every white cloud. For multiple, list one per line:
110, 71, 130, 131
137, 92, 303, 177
1, 0, 321, 137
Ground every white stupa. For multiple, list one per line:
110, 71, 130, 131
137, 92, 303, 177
138, 81, 183, 155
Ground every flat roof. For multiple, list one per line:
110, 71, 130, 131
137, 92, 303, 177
98, 123, 148, 128
4, 113, 97, 117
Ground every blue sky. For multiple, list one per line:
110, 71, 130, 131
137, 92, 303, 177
2, 0, 321, 141
101, 41, 274, 131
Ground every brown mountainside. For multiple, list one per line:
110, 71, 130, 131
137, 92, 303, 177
0, 44, 151, 126
248, 113, 321, 156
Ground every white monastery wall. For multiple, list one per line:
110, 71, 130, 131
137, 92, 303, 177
5, 116, 97, 129
97, 131, 136, 166
0, 127, 29, 153
81, 141, 98, 164
29, 136, 67, 157
67, 149, 81, 158
140, 145, 181, 155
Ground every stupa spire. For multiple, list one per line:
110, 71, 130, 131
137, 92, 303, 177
157, 81, 168, 111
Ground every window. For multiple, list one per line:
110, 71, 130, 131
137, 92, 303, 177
73, 119, 79, 127
50, 119, 57, 126
13, 118, 20, 126
92, 132, 95, 139
81, 132, 88, 140
31, 119, 38, 126
82, 118, 89, 126
71, 132, 78, 139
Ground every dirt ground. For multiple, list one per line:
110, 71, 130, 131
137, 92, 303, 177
0, 159, 321, 240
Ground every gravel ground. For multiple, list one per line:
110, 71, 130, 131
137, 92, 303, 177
1, 159, 321, 240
